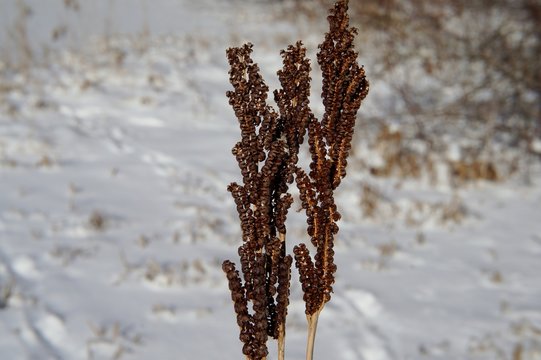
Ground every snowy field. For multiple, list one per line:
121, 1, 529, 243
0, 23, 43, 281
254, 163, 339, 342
1, 1, 541, 359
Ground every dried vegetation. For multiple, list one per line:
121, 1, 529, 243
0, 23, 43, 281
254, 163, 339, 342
356, 0, 540, 187
222, 1, 369, 359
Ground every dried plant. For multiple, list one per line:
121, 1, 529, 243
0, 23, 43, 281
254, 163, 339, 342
222, 41, 310, 360
449, 159, 498, 184
5, 0, 33, 71
222, 1, 368, 359
369, 125, 423, 179
293, 2, 368, 358
348, 0, 541, 165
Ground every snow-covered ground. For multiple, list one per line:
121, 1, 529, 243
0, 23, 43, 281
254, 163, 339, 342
1, 1, 540, 359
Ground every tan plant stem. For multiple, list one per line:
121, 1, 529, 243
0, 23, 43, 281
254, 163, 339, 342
278, 323, 286, 360
305, 308, 322, 360
278, 232, 287, 360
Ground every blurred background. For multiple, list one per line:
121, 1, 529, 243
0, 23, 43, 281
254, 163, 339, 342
1, 1, 540, 359
2, 0, 540, 182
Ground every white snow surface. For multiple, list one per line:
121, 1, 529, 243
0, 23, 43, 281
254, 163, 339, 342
1, 1, 541, 359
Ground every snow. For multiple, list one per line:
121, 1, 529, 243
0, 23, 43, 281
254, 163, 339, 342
1, 1, 541, 359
